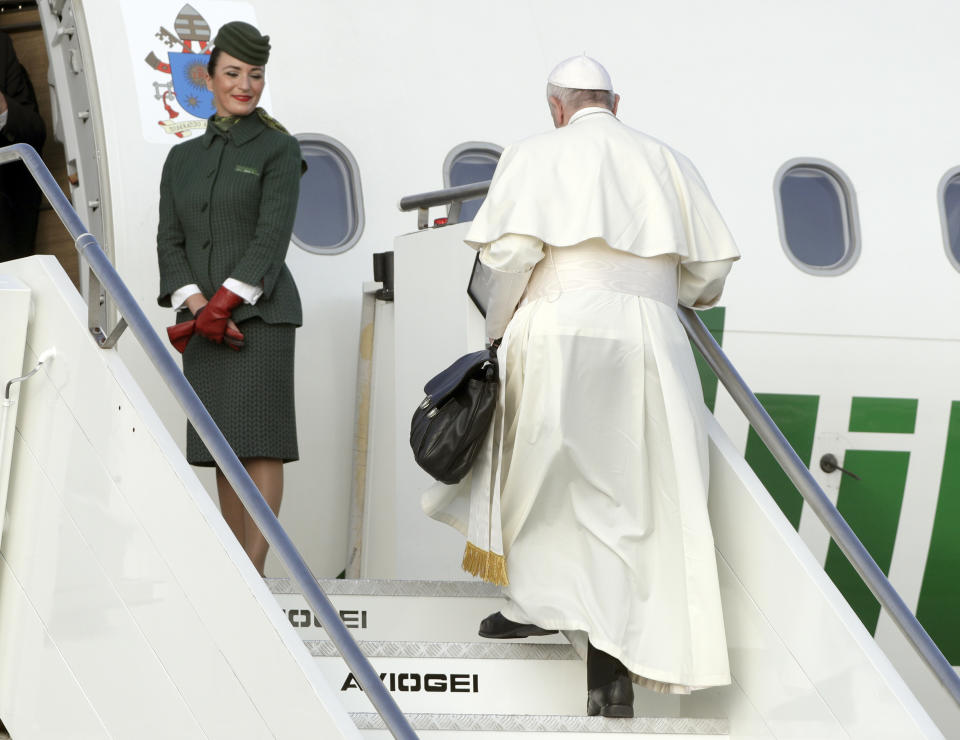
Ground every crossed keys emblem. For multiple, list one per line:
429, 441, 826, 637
143, 4, 214, 137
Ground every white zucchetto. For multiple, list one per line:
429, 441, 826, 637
547, 54, 613, 91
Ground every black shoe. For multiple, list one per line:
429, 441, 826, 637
586, 674, 635, 718
478, 611, 558, 639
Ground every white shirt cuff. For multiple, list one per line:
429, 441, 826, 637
171, 284, 201, 311
0, 108, 7, 130
224, 277, 263, 305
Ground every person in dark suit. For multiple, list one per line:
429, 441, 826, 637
157, 21, 303, 576
0, 29, 46, 261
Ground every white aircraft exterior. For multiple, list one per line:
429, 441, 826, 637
1, 0, 958, 737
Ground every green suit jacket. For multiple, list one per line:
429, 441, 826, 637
156, 112, 303, 326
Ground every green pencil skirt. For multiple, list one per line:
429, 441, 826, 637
182, 317, 299, 466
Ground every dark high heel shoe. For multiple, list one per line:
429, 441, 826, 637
586, 673, 634, 718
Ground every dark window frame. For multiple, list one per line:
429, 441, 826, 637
773, 158, 860, 275
443, 141, 502, 223
937, 166, 960, 272
292, 133, 364, 255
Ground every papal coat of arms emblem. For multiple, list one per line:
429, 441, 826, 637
143, 4, 215, 137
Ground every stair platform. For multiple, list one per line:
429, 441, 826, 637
272, 578, 729, 736
312, 639, 582, 715
350, 712, 728, 738
266, 578, 565, 644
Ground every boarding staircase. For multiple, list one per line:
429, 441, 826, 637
1, 145, 958, 739
270, 578, 727, 738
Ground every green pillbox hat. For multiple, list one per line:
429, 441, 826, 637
213, 21, 270, 65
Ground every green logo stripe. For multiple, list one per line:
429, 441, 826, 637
824, 449, 909, 634
744, 394, 819, 530
692, 306, 725, 412
849, 397, 918, 434
916, 401, 960, 663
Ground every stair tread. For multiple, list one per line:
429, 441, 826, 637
308, 639, 578, 660
350, 712, 728, 734
266, 577, 502, 598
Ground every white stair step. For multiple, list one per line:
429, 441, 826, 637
351, 712, 728, 738
267, 578, 565, 644
280, 580, 728, 734
312, 639, 583, 715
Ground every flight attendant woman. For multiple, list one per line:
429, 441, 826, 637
156, 21, 302, 575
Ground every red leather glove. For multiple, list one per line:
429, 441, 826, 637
166, 320, 196, 353
223, 324, 245, 351
194, 285, 245, 344
166, 317, 244, 352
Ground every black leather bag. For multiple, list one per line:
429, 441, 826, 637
410, 348, 499, 485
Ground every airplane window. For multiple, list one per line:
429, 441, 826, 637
443, 142, 502, 223
292, 134, 364, 254
937, 168, 960, 270
774, 159, 860, 274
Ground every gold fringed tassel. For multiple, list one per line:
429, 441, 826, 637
462, 542, 509, 586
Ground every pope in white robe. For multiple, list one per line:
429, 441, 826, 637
422, 55, 740, 709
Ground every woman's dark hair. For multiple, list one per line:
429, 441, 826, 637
206, 47, 222, 77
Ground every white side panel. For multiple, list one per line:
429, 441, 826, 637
0, 275, 107, 740
0, 557, 109, 740
874, 624, 960, 740
0, 274, 31, 552
707, 417, 943, 739
709, 327, 960, 737
390, 223, 482, 580
0, 256, 360, 739
360, 297, 399, 578
5, 431, 208, 738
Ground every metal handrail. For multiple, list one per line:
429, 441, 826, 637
678, 305, 960, 706
398, 180, 491, 212
0, 143, 418, 740
398, 180, 492, 229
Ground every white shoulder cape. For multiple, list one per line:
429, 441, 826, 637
465, 111, 741, 265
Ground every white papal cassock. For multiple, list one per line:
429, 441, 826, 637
422, 107, 740, 694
